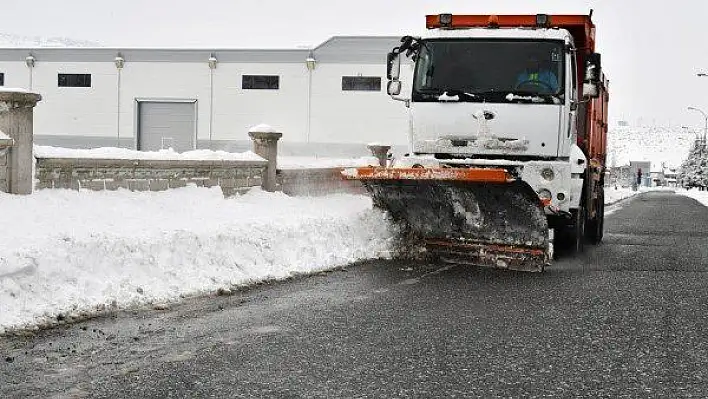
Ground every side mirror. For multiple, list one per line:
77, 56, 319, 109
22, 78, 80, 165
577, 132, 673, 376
585, 53, 602, 82
583, 53, 602, 98
387, 80, 402, 96
387, 52, 401, 81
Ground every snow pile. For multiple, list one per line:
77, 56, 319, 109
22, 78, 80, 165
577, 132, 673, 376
34, 145, 264, 162
605, 186, 639, 205
608, 125, 695, 168
605, 186, 679, 206
35, 144, 379, 169
0, 187, 396, 334
678, 188, 708, 208
278, 156, 379, 169
248, 123, 278, 133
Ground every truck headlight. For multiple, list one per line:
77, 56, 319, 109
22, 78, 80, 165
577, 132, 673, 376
537, 189, 552, 200
541, 167, 555, 181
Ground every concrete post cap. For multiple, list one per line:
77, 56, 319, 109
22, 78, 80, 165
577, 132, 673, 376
0, 90, 42, 106
248, 131, 283, 141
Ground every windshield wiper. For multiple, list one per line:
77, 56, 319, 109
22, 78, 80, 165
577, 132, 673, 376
417, 88, 477, 102
505, 90, 560, 104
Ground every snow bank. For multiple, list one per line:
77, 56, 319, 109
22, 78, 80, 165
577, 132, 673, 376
278, 156, 379, 169
678, 188, 708, 208
33, 145, 264, 162
33, 145, 379, 169
0, 187, 396, 334
605, 187, 640, 205
604, 186, 678, 207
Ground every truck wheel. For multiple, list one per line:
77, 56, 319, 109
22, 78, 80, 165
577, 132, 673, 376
570, 207, 585, 253
553, 206, 585, 255
586, 189, 605, 245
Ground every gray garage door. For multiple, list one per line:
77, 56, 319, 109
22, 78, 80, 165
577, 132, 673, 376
138, 101, 196, 152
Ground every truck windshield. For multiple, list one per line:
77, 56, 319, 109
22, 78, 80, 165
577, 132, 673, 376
412, 39, 565, 104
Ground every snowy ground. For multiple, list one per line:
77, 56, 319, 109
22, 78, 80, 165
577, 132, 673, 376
0, 183, 659, 335
0, 144, 695, 335
0, 187, 396, 334
605, 187, 640, 205
678, 188, 708, 207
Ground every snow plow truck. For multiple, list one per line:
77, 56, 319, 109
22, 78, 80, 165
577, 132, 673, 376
344, 13, 609, 272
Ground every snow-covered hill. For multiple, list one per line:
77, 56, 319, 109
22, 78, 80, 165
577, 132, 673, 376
0, 33, 100, 48
608, 125, 696, 169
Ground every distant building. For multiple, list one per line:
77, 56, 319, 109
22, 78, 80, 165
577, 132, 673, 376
629, 161, 651, 187
617, 120, 629, 127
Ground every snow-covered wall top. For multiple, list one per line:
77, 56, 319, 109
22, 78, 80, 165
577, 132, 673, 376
34, 146, 265, 162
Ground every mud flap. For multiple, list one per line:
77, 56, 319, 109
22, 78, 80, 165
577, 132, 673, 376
356, 170, 550, 272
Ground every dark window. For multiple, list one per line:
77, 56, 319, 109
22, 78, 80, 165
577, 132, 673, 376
58, 74, 91, 88
242, 75, 279, 90
342, 76, 381, 91
412, 39, 565, 104
0, 73, 4, 86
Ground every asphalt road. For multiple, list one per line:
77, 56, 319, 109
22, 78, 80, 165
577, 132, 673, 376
2, 191, 708, 398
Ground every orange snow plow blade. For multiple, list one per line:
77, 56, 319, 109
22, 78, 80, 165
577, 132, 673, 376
351, 167, 513, 183
344, 167, 551, 272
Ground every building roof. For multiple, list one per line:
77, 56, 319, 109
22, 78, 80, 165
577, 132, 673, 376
0, 36, 402, 64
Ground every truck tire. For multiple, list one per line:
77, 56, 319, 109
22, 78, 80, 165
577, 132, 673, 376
554, 205, 585, 254
585, 188, 605, 245
570, 206, 585, 254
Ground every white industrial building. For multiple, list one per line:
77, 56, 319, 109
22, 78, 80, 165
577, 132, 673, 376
0, 37, 411, 155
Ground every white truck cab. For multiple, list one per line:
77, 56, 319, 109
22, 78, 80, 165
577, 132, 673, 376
387, 27, 588, 215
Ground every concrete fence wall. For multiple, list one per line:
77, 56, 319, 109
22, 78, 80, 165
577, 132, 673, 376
278, 168, 365, 196
34, 158, 268, 197
0, 88, 372, 199
33, 161, 368, 198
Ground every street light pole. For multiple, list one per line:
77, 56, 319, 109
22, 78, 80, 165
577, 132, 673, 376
688, 106, 707, 148
695, 74, 708, 145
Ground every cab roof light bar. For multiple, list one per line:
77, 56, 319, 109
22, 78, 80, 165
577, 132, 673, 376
426, 13, 594, 31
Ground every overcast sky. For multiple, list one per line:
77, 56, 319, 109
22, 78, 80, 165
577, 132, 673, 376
5, 0, 708, 127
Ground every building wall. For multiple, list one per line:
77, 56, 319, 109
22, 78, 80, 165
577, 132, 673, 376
211, 62, 308, 142
32, 61, 118, 138
120, 62, 209, 146
0, 38, 412, 151
0, 62, 29, 88
35, 157, 267, 197
310, 63, 409, 145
